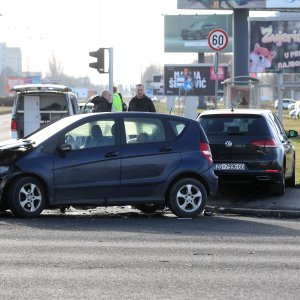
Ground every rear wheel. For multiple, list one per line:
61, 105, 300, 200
168, 178, 207, 218
286, 162, 296, 187
272, 175, 285, 196
9, 177, 46, 218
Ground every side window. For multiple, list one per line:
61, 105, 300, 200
124, 117, 166, 144
64, 119, 116, 150
17, 96, 24, 111
272, 113, 287, 136
169, 120, 186, 137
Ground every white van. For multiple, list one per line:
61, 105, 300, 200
10, 84, 79, 138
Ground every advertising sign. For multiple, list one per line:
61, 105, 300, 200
152, 75, 164, 95
71, 87, 88, 99
6, 76, 41, 96
177, 0, 300, 10
250, 19, 300, 73
164, 15, 232, 53
164, 64, 228, 96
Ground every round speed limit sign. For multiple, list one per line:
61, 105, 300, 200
208, 29, 228, 51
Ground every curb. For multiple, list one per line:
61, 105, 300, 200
207, 206, 300, 218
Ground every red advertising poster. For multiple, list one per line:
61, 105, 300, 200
6, 76, 41, 96
210, 66, 226, 81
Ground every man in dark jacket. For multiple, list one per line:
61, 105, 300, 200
128, 84, 156, 112
91, 90, 112, 112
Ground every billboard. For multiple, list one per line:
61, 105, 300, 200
177, 0, 300, 10
152, 75, 164, 95
165, 14, 232, 53
164, 64, 228, 96
250, 20, 300, 73
71, 87, 88, 99
6, 76, 41, 96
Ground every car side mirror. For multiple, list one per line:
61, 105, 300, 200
58, 143, 72, 152
287, 129, 298, 138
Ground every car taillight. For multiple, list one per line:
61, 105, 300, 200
251, 139, 277, 148
200, 142, 213, 164
265, 169, 280, 173
11, 119, 18, 131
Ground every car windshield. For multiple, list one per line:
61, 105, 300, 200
190, 22, 204, 28
24, 115, 85, 145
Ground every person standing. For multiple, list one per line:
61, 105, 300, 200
91, 90, 112, 112
128, 84, 156, 112
112, 86, 123, 112
116, 87, 127, 111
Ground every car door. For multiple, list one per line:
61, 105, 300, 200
118, 116, 181, 202
53, 116, 121, 205
270, 113, 295, 177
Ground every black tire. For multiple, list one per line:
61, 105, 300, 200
272, 175, 285, 196
9, 177, 46, 218
133, 204, 165, 214
168, 178, 207, 218
286, 162, 296, 187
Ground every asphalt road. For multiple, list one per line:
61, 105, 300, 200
0, 209, 299, 299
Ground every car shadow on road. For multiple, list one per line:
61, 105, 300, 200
0, 205, 299, 238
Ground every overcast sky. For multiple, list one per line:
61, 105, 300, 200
1, 0, 203, 86
1, 0, 273, 87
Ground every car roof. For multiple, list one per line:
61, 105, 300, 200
199, 108, 272, 117
10, 83, 72, 93
64, 111, 194, 122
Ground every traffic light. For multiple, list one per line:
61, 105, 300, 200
89, 48, 105, 73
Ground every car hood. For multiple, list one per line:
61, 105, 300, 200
0, 139, 34, 163
0, 139, 35, 151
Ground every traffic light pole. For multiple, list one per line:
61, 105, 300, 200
109, 47, 113, 94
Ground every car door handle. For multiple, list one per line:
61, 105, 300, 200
160, 146, 172, 152
105, 151, 119, 158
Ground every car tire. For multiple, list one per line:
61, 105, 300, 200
133, 204, 165, 214
168, 178, 207, 218
272, 176, 285, 196
9, 177, 46, 218
285, 161, 296, 187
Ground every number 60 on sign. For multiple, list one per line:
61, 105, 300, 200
208, 29, 229, 52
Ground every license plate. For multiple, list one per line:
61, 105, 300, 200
215, 163, 245, 171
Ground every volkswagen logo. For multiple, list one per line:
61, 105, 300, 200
225, 141, 232, 147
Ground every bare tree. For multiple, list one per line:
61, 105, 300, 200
47, 53, 64, 82
141, 64, 163, 86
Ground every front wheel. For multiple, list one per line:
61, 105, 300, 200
168, 178, 207, 218
9, 177, 46, 218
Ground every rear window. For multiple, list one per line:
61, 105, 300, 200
199, 115, 269, 136
17, 93, 67, 111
